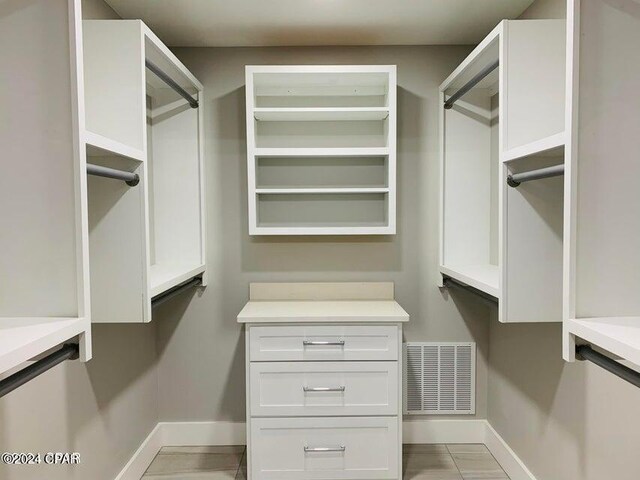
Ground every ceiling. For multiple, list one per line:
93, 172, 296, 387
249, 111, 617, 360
105, 0, 535, 47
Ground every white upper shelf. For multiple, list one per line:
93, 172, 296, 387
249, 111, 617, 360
566, 317, 640, 368
0, 317, 89, 375
253, 107, 389, 122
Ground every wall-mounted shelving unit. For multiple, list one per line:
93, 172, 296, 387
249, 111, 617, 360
246, 66, 397, 235
0, 0, 91, 376
563, 0, 640, 368
439, 19, 566, 323
82, 20, 206, 323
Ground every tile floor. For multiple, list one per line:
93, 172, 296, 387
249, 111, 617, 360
141, 443, 509, 479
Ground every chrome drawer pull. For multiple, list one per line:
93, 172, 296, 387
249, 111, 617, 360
303, 386, 346, 392
304, 445, 346, 453
303, 340, 345, 346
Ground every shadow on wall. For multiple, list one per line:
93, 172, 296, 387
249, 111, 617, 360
488, 318, 587, 477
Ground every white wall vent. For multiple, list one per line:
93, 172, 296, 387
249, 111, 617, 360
403, 342, 476, 415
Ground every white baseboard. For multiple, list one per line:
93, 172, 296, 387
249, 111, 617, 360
161, 421, 246, 446
113, 419, 536, 480
484, 422, 537, 480
114, 424, 163, 480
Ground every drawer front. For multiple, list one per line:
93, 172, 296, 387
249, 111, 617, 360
250, 416, 399, 480
249, 325, 399, 361
250, 361, 398, 417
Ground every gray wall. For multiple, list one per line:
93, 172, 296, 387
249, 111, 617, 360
0, 2, 159, 480
486, 2, 640, 480
154, 45, 493, 423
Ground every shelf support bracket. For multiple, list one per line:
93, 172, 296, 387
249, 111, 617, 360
442, 276, 498, 304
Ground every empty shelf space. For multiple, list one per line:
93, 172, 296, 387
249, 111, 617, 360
255, 147, 390, 157
254, 119, 388, 149
149, 263, 206, 298
566, 317, 640, 368
255, 187, 389, 194
256, 155, 388, 189
503, 132, 566, 162
254, 223, 392, 236
253, 107, 389, 122
440, 264, 499, 298
84, 130, 145, 162
0, 317, 89, 374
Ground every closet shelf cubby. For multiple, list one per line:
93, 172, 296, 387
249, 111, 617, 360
439, 19, 566, 322
83, 19, 207, 323
0, 0, 91, 374
563, 1, 640, 368
246, 66, 397, 235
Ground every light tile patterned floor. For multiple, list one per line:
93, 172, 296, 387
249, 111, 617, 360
141, 444, 509, 480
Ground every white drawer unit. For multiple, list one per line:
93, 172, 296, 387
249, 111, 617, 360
250, 416, 399, 480
250, 361, 399, 417
239, 282, 409, 480
249, 325, 399, 362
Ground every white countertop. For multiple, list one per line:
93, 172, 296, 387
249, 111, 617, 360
237, 300, 409, 323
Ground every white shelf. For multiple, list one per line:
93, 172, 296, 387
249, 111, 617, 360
440, 264, 499, 298
256, 187, 389, 194
566, 317, 640, 368
502, 132, 565, 162
150, 263, 206, 298
84, 130, 145, 162
254, 224, 393, 236
254, 147, 390, 157
254, 107, 389, 122
0, 317, 89, 375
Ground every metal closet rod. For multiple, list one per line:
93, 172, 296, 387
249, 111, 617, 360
87, 163, 139, 186
576, 345, 640, 389
444, 60, 499, 110
152, 276, 202, 308
507, 164, 564, 188
0, 344, 79, 398
442, 276, 498, 304
145, 60, 199, 109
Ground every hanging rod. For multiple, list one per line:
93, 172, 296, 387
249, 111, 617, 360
576, 345, 640, 389
507, 164, 564, 188
145, 60, 199, 109
87, 163, 139, 186
444, 60, 499, 110
442, 276, 498, 304
151, 276, 202, 308
0, 344, 79, 399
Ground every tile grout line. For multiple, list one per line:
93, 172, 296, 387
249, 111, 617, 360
445, 444, 465, 479
234, 446, 246, 479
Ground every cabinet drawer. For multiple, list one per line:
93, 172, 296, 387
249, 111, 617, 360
250, 361, 398, 416
250, 416, 399, 480
248, 325, 399, 361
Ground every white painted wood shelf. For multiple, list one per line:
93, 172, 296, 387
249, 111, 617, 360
83, 19, 207, 322
440, 265, 499, 298
0, 318, 90, 375
246, 66, 397, 236
565, 318, 640, 368
254, 107, 390, 122
439, 19, 566, 323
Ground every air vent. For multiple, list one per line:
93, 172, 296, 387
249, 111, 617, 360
403, 342, 475, 415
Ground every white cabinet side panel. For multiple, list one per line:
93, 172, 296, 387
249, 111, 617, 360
0, 0, 79, 316
83, 20, 145, 153
504, 20, 566, 152
443, 92, 493, 266
574, 0, 640, 317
